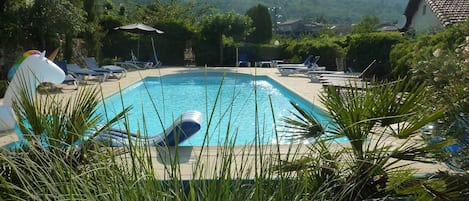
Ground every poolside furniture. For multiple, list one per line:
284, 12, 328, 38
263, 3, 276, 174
271, 60, 286, 68
307, 70, 346, 82
54, 60, 79, 90
184, 48, 195, 67
67, 63, 108, 82
254, 61, 274, 68
277, 55, 323, 76
277, 55, 318, 67
318, 60, 377, 89
238, 53, 250, 67
309, 60, 377, 83
114, 61, 144, 70
83, 57, 127, 79
148, 53, 162, 68
319, 60, 376, 79
115, 50, 156, 70
95, 111, 203, 147
321, 79, 370, 90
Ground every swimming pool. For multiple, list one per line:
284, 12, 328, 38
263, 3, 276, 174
97, 72, 332, 146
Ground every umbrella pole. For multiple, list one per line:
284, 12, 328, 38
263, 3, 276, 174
151, 37, 159, 67
137, 38, 140, 58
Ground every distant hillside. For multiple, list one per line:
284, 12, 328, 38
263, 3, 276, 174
115, 0, 409, 24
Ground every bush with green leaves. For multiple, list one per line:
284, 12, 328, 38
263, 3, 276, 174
278, 78, 469, 200
346, 32, 405, 78
283, 36, 345, 70
389, 20, 469, 170
195, 12, 253, 65
412, 48, 469, 170
391, 20, 469, 80
245, 4, 272, 44
389, 40, 415, 79
351, 15, 379, 34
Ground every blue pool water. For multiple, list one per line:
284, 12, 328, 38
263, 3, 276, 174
97, 72, 333, 146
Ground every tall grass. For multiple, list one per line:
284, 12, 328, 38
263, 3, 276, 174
0, 73, 468, 200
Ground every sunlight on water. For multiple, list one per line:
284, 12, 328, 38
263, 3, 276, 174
250, 80, 281, 96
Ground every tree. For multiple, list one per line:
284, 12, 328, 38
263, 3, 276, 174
346, 32, 404, 78
28, 0, 86, 59
351, 15, 379, 34
125, 1, 207, 65
199, 12, 252, 65
99, 15, 126, 61
83, 0, 103, 58
246, 4, 272, 44
28, 0, 85, 51
0, 0, 31, 49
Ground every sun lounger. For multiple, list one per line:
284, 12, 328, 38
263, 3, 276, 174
307, 70, 346, 82
115, 51, 155, 70
84, 57, 127, 79
319, 60, 376, 79
277, 55, 323, 76
114, 61, 144, 70
277, 55, 317, 67
147, 54, 162, 68
54, 60, 79, 89
309, 60, 376, 83
67, 63, 108, 82
238, 53, 250, 67
95, 111, 203, 147
278, 65, 326, 76
321, 79, 370, 89
318, 60, 377, 89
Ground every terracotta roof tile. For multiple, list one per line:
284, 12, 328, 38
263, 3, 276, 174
426, 0, 469, 26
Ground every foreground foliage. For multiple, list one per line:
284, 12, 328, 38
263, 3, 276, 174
390, 20, 469, 170
279, 78, 469, 200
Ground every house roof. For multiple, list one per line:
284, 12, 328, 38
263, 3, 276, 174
403, 0, 469, 30
427, 0, 469, 26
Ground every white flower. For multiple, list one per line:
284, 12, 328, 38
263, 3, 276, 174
433, 49, 442, 57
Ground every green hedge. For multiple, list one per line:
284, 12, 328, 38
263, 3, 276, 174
389, 40, 415, 79
346, 32, 405, 78
283, 36, 345, 70
389, 21, 469, 79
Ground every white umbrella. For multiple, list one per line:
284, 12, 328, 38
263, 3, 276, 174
114, 23, 164, 63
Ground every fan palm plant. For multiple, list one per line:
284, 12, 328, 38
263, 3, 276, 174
12, 80, 130, 149
278, 78, 463, 200
0, 75, 131, 199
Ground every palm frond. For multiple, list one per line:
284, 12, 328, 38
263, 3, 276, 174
11, 74, 130, 150
280, 101, 325, 140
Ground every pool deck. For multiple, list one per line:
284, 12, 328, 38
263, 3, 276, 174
0, 67, 451, 178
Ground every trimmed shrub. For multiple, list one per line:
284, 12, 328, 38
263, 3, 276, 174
346, 32, 405, 78
283, 36, 345, 70
255, 44, 283, 60
389, 40, 415, 79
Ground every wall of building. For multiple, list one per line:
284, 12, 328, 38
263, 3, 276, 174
411, 1, 444, 34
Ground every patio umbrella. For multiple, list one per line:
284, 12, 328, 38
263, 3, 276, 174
114, 23, 164, 34
114, 23, 164, 63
